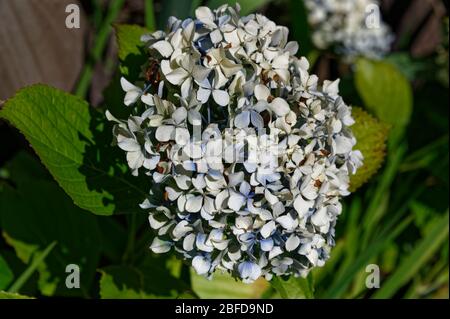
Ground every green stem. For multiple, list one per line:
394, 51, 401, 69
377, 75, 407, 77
145, 0, 156, 31
123, 213, 137, 264
75, 0, 126, 98
7, 241, 57, 293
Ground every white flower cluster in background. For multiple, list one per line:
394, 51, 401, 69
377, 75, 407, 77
108, 4, 363, 283
304, 0, 394, 59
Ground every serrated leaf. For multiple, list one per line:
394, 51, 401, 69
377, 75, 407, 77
350, 107, 389, 191
115, 24, 149, 80
0, 291, 34, 299
0, 85, 150, 215
355, 58, 413, 139
0, 254, 14, 290
0, 152, 100, 297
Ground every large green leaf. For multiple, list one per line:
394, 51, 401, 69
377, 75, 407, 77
0, 85, 150, 215
191, 270, 268, 298
99, 263, 192, 299
350, 107, 389, 191
0, 254, 13, 290
115, 24, 149, 80
354, 58, 413, 140
271, 275, 314, 299
0, 152, 101, 297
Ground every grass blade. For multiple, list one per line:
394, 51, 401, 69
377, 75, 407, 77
373, 211, 449, 298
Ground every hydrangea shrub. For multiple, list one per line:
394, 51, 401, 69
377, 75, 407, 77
108, 4, 363, 283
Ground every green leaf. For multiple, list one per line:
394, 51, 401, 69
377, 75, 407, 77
350, 107, 389, 191
0, 152, 101, 297
115, 24, 150, 80
373, 211, 449, 298
207, 0, 271, 15
191, 270, 268, 298
99, 264, 192, 299
0, 291, 34, 299
0, 254, 14, 290
0, 85, 150, 215
271, 275, 315, 299
8, 242, 57, 294
354, 58, 413, 140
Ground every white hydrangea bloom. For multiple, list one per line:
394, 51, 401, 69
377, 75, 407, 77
108, 3, 363, 283
304, 0, 394, 59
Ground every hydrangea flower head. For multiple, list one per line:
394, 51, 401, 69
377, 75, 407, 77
304, 0, 394, 59
108, 4, 363, 283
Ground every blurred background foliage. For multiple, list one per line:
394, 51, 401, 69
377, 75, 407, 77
0, 0, 448, 299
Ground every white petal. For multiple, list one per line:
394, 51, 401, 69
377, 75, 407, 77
276, 214, 297, 230
148, 214, 166, 230
212, 90, 230, 106
117, 136, 140, 152
311, 207, 329, 227
185, 195, 203, 213
165, 68, 188, 85
155, 125, 175, 142
195, 6, 215, 24
174, 175, 191, 190
250, 111, 264, 128
124, 91, 141, 107
264, 189, 279, 205
260, 220, 276, 238
165, 186, 182, 201
192, 255, 211, 275
238, 262, 261, 282
334, 136, 353, 154
172, 220, 192, 239
270, 98, 290, 116
149, 237, 171, 253
260, 238, 274, 251
254, 84, 270, 101
234, 111, 250, 128
235, 216, 253, 230
285, 234, 300, 252
141, 94, 155, 106
228, 171, 244, 187
228, 191, 246, 212
293, 195, 314, 218
197, 87, 211, 104
210, 29, 223, 44
183, 233, 196, 251
152, 40, 174, 58
172, 107, 187, 124
175, 127, 190, 146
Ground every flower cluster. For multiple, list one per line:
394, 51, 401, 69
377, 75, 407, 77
108, 4, 363, 283
304, 0, 394, 59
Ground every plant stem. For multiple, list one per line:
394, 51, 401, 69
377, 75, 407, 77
8, 241, 57, 293
123, 213, 137, 264
75, 0, 126, 98
145, 0, 156, 31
